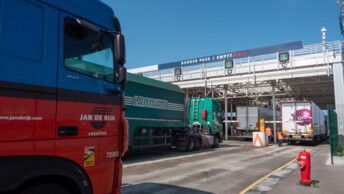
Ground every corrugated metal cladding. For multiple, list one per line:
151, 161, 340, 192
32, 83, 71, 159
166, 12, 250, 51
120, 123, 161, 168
125, 73, 186, 144
125, 73, 185, 118
333, 63, 344, 136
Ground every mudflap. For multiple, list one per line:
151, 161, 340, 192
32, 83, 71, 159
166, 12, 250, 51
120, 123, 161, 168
175, 141, 187, 151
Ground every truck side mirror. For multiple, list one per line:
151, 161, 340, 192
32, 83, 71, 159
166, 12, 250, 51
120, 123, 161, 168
118, 66, 127, 86
114, 33, 126, 66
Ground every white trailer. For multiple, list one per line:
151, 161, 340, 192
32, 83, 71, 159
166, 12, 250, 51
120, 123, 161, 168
235, 106, 280, 138
281, 102, 326, 144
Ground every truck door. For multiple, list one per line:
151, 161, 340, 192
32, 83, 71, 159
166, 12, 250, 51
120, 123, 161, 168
237, 107, 247, 129
248, 107, 259, 130
0, 0, 57, 155
55, 13, 122, 193
295, 102, 312, 134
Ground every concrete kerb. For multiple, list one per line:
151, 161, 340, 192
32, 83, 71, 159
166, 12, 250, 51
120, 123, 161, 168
326, 155, 344, 165
239, 146, 319, 194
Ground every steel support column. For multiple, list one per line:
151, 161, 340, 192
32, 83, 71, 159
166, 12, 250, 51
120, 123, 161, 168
333, 62, 344, 143
272, 82, 277, 143
224, 85, 228, 140
231, 99, 233, 135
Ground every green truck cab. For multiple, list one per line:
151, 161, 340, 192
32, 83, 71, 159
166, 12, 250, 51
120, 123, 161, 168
175, 97, 224, 151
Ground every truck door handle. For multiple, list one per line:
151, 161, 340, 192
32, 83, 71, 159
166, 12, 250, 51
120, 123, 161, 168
58, 126, 79, 137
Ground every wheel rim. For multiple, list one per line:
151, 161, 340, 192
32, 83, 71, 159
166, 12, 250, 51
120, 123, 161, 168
215, 137, 219, 145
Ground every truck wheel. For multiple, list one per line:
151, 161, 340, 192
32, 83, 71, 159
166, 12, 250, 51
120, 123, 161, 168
194, 138, 201, 151
21, 183, 71, 194
311, 137, 318, 146
186, 138, 195, 152
211, 136, 220, 148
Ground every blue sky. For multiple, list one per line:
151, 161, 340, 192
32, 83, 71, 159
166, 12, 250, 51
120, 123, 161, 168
102, 0, 342, 69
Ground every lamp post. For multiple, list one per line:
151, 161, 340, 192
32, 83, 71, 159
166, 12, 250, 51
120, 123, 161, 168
321, 26, 329, 76
321, 26, 326, 52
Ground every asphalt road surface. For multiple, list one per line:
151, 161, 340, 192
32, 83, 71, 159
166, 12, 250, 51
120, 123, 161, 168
121, 141, 314, 194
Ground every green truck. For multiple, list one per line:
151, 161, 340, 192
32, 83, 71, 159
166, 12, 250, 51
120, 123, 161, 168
125, 73, 223, 151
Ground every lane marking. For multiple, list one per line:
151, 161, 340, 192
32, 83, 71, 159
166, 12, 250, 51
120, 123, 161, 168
239, 145, 318, 194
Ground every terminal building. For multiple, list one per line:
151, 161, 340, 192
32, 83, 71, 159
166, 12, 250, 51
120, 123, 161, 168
129, 40, 344, 143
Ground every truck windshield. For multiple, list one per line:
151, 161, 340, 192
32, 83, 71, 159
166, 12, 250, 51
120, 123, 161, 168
64, 18, 114, 82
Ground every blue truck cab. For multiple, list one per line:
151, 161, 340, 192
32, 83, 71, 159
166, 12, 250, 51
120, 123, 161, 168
0, 0, 127, 193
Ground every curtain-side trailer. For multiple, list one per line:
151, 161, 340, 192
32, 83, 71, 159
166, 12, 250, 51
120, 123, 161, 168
281, 102, 326, 144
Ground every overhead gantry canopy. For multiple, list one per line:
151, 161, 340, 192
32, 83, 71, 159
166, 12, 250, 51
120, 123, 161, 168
129, 41, 344, 139
130, 41, 341, 109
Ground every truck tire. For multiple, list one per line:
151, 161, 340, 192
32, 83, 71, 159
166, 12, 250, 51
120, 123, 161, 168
21, 183, 71, 194
194, 138, 201, 151
211, 135, 220, 148
311, 137, 318, 146
186, 138, 195, 152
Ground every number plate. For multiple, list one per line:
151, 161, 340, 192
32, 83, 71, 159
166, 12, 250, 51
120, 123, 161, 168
293, 135, 301, 139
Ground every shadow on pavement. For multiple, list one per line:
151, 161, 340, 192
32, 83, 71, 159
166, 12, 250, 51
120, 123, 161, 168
217, 144, 241, 148
122, 182, 214, 194
123, 144, 241, 164
286, 138, 329, 147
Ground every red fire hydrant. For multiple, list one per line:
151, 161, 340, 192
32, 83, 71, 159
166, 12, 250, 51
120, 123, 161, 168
296, 150, 312, 185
